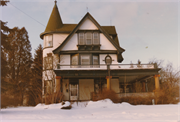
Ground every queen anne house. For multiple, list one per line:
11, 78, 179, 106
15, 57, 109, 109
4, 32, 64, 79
40, 1, 161, 101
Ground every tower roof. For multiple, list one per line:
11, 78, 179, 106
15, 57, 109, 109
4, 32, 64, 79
44, 1, 63, 34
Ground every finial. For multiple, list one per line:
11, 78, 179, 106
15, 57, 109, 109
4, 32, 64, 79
55, 0, 57, 4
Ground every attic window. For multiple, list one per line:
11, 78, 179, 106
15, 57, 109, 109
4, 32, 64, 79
93, 32, 99, 44
85, 33, 92, 45
79, 33, 84, 45
78, 32, 100, 45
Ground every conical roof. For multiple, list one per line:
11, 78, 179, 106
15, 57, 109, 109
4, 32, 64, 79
44, 1, 63, 33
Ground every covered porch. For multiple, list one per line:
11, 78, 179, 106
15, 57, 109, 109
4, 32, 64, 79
54, 64, 161, 101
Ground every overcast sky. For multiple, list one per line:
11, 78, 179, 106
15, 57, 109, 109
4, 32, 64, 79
1, 0, 179, 69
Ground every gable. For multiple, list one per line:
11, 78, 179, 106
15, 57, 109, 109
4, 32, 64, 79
100, 34, 116, 50
79, 18, 98, 30
53, 12, 125, 63
61, 34, 78, 51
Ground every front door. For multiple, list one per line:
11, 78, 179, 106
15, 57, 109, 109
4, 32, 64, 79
70, 84, 78, 100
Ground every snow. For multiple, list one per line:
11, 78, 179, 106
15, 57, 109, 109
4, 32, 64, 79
1, 99, 180, 122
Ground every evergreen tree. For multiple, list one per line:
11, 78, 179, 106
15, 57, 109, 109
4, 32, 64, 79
1, 0, 12, 93
28, 44, 43, 105
7, 27, 32, 105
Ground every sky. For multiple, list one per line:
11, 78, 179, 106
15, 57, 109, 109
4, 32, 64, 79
1, 0, 179, 70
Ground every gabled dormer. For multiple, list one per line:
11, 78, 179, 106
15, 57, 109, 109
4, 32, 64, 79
53, 12, 125, 63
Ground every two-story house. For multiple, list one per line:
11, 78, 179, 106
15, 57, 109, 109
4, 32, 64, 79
40, 1, 161, 101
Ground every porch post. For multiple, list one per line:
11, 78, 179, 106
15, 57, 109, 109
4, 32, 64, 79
56, 76, 61, 92
106, 76, 112, 90
154, 75, 160, 89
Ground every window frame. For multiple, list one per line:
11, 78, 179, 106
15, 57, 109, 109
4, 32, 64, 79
85, 32, 92, 45
78, 31, 100, 45
93, 32, 100, 45
78, 33, 84, 45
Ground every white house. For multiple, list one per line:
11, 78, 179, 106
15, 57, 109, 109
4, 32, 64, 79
40, 1, 161, 101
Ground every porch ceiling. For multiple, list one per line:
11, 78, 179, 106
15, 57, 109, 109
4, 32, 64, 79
54, 68, 160, 81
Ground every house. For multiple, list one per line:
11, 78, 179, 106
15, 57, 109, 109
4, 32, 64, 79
40, 1, 161, 101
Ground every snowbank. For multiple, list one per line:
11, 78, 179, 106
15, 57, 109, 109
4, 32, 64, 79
1, 99, 179, 122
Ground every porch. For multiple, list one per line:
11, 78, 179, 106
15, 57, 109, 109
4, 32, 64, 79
53, 63, 160, 101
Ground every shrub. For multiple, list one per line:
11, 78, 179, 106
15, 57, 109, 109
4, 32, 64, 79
119, 95, 155, 105
92, 90, 119, 103
1, 94, 21, 108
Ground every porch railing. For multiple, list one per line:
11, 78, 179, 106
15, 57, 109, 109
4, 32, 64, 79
56, 64, 155, 70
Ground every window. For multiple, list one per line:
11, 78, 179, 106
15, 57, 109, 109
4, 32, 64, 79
81, 55, 90, 65
85, 33, 92, 45
78, 32, 99, 45
93, 32, 99, 44
79, 33, 84, 45
44, 56, 53, 70
44, 35, 53, 48
71, 54, 99, 68
71, 54, 79, 68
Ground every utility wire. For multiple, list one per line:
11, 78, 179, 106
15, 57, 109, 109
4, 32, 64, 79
9, 2, 46, 28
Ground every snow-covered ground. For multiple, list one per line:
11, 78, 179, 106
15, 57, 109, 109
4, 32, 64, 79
1, 99, 180, 122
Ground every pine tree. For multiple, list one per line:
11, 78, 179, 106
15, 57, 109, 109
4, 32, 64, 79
1, 0, 13, 93
28, 44, 43, 105
7, 27, 32, 105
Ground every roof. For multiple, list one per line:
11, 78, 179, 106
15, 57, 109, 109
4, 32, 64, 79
52, 12, 125, 54
43, 2, 63, 36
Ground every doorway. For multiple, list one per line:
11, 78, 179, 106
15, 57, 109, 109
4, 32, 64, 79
70, 84, 78, 100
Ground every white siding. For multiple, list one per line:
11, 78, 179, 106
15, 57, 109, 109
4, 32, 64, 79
100, 34, 116, 50
43, 34, 68, 57
61, 34, 78, 51
79, 18, 98, 30
53, 34, 68, 49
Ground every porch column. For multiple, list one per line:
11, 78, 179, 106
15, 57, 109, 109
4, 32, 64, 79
56, 76, 61, 92
154, 75, 160, 90
106, 76, 112, 90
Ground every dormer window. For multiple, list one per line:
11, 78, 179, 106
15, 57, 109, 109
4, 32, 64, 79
79, 33, 84, 45
85, 32, 92, 45
78, 32, 100, 45
93, 32, 99, 44
44, 34, 53, 48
